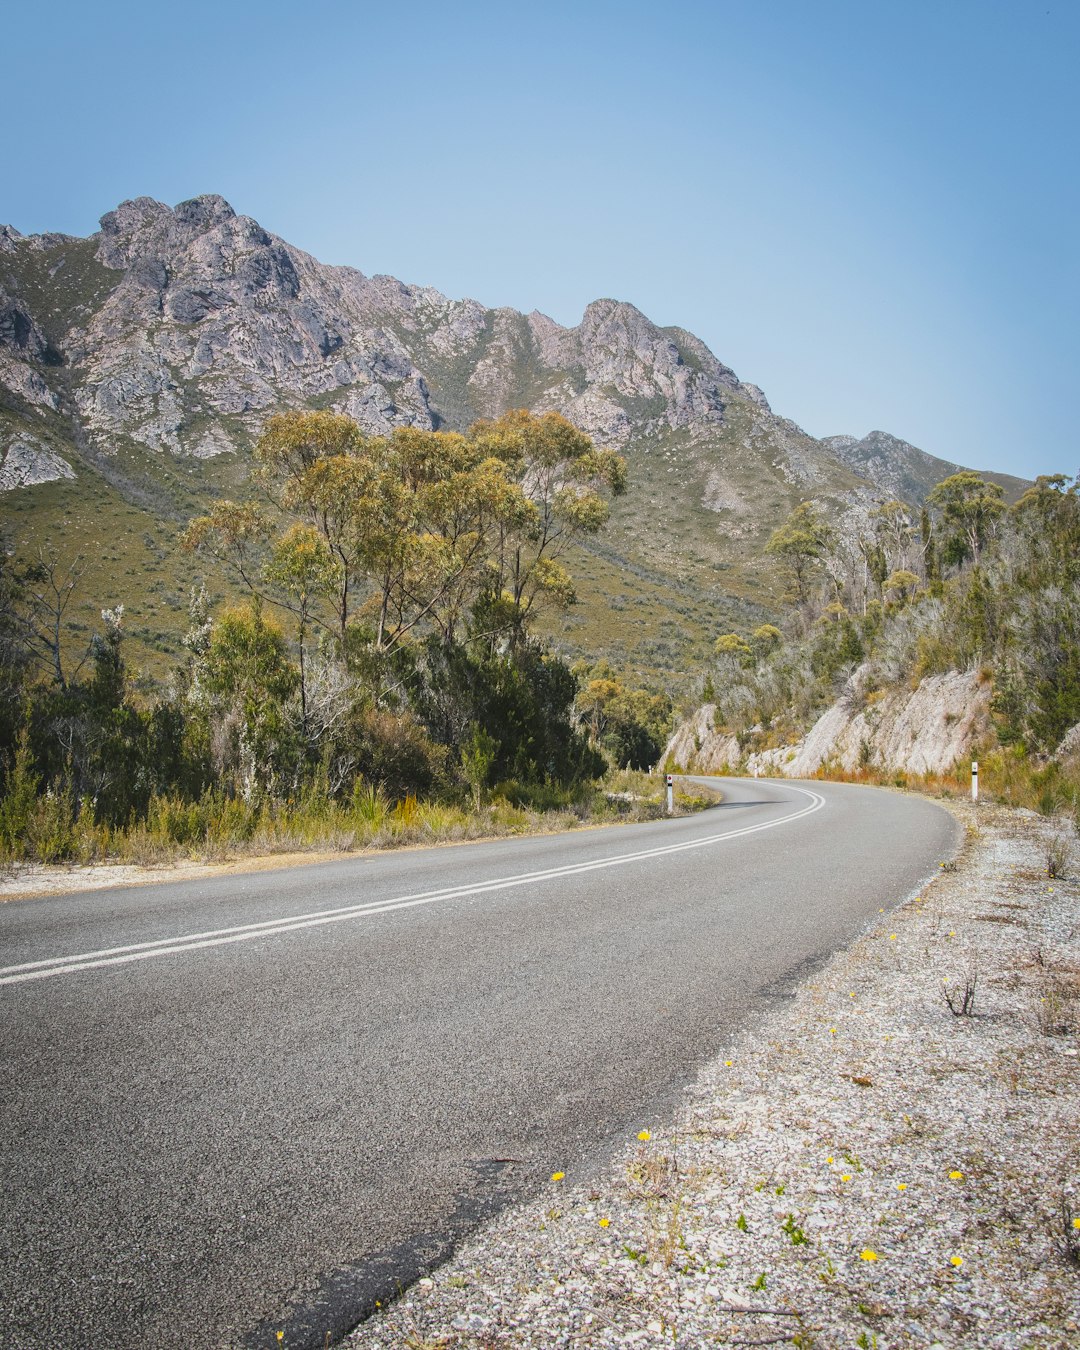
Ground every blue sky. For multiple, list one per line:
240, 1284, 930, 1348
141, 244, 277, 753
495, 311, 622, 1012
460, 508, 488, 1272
5, 0, 1077, 479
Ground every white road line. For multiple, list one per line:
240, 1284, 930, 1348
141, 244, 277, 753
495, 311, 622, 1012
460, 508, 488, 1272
2, 785, 824, 987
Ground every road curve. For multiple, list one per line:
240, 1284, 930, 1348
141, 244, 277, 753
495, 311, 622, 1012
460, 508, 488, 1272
0, 778, 959, 1349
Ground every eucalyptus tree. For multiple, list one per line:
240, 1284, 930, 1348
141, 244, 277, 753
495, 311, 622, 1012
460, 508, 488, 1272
927, 472, 1004, 568
468, 409, 627, 647
765, 502, 835, 608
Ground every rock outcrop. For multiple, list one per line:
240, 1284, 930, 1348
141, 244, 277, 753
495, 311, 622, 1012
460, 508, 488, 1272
0, 436, 75, 490
666, 667, 992, 779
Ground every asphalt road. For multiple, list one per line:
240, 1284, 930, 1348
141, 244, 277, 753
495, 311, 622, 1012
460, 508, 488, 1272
0, 778, 959, 1349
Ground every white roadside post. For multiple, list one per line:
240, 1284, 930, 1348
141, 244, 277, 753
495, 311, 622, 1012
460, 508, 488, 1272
666, 773, 674, 815
972, 760, 979, 804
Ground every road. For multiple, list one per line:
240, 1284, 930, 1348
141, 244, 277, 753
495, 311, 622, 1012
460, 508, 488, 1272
0, 778, 959, 1349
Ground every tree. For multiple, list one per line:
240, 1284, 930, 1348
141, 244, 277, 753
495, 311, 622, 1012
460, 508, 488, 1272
0, 543, 33, 771
264, 524, 341, 734
928, 472, 1004, 568
13, 548, 91, 689
574, 662, 673, 769
872, 500, 915, 574
186, 410, 623, 667
750, 624, 782, 658
413, 638, 603, 788
80, 605, 150, 822
882, 569, 920, 605
183, 408, 623, 799
250, 410, 374, 645
1012, 474, 1080, 576
576, 670, 623, 743
461, 723, 498, 809
765, 502, 834, 606
468, 410, 627, 646
600, 685, 672, 769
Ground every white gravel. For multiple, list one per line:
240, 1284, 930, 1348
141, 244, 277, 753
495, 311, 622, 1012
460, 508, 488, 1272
346, 801, 1080, 1349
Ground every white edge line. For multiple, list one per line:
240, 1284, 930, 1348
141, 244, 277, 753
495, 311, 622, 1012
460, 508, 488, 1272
3, 785, 825, 987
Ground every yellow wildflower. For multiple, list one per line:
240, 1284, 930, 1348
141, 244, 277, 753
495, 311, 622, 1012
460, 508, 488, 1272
637, 1130, 651, 1142
599, 1217, 610, 1228
950, 1255, 963, 1267
859, 1249, 879, 1261
949, 1170, 963, 1180
1072, 1217, 1080, 1230
551, 1171, 565, 1182
841, 1174, 852, 1182
896, 1182, 907, 1191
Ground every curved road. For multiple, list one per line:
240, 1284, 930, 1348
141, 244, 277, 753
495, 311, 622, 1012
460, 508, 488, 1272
0, 778, 958, 1349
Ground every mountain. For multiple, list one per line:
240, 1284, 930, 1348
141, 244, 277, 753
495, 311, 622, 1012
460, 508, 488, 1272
0, 195, 1025, 684
820, 430, 1027, 506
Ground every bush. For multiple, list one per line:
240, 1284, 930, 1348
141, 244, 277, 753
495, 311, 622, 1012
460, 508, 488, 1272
348, 707, 446, 801
0, 728, 40, 859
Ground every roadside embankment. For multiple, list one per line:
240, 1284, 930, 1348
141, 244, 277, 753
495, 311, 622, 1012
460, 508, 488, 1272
666, 669, 993, 780
346, 800, 1080, 1349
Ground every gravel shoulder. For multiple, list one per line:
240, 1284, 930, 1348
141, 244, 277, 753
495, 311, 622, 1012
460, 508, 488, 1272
345, 800, 1080, 1350
0, 850, 355, 901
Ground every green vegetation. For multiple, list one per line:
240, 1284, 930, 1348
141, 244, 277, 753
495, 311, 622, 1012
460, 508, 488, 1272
0, 409, 687, 866
698, 472, 1080, 810
573, 661, 673, 770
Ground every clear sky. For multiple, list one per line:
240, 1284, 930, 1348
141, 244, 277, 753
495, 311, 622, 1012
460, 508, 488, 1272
5, 0, 1077, 479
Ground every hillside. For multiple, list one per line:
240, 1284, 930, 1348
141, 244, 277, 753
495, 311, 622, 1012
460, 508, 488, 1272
0, 194, 1024, 683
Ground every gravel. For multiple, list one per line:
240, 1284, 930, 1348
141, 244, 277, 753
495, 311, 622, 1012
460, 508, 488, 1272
345, 801, 1080, 1349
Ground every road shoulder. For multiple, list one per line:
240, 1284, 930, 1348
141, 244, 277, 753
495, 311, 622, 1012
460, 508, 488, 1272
346, 799, 1080, 1349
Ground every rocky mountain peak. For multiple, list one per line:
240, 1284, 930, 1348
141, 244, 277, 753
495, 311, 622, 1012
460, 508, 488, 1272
172, 194, 237, 231
97, 197, 173, 267
0, 192, 1029, 677
4, 195, 798, 463
578, 296, 651, 332
821, 429, 956, 503
97, 194, 257, 272
820, 430, 1025, 505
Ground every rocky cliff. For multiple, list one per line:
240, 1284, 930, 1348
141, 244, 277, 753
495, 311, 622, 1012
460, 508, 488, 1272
665, 666, 993, 779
